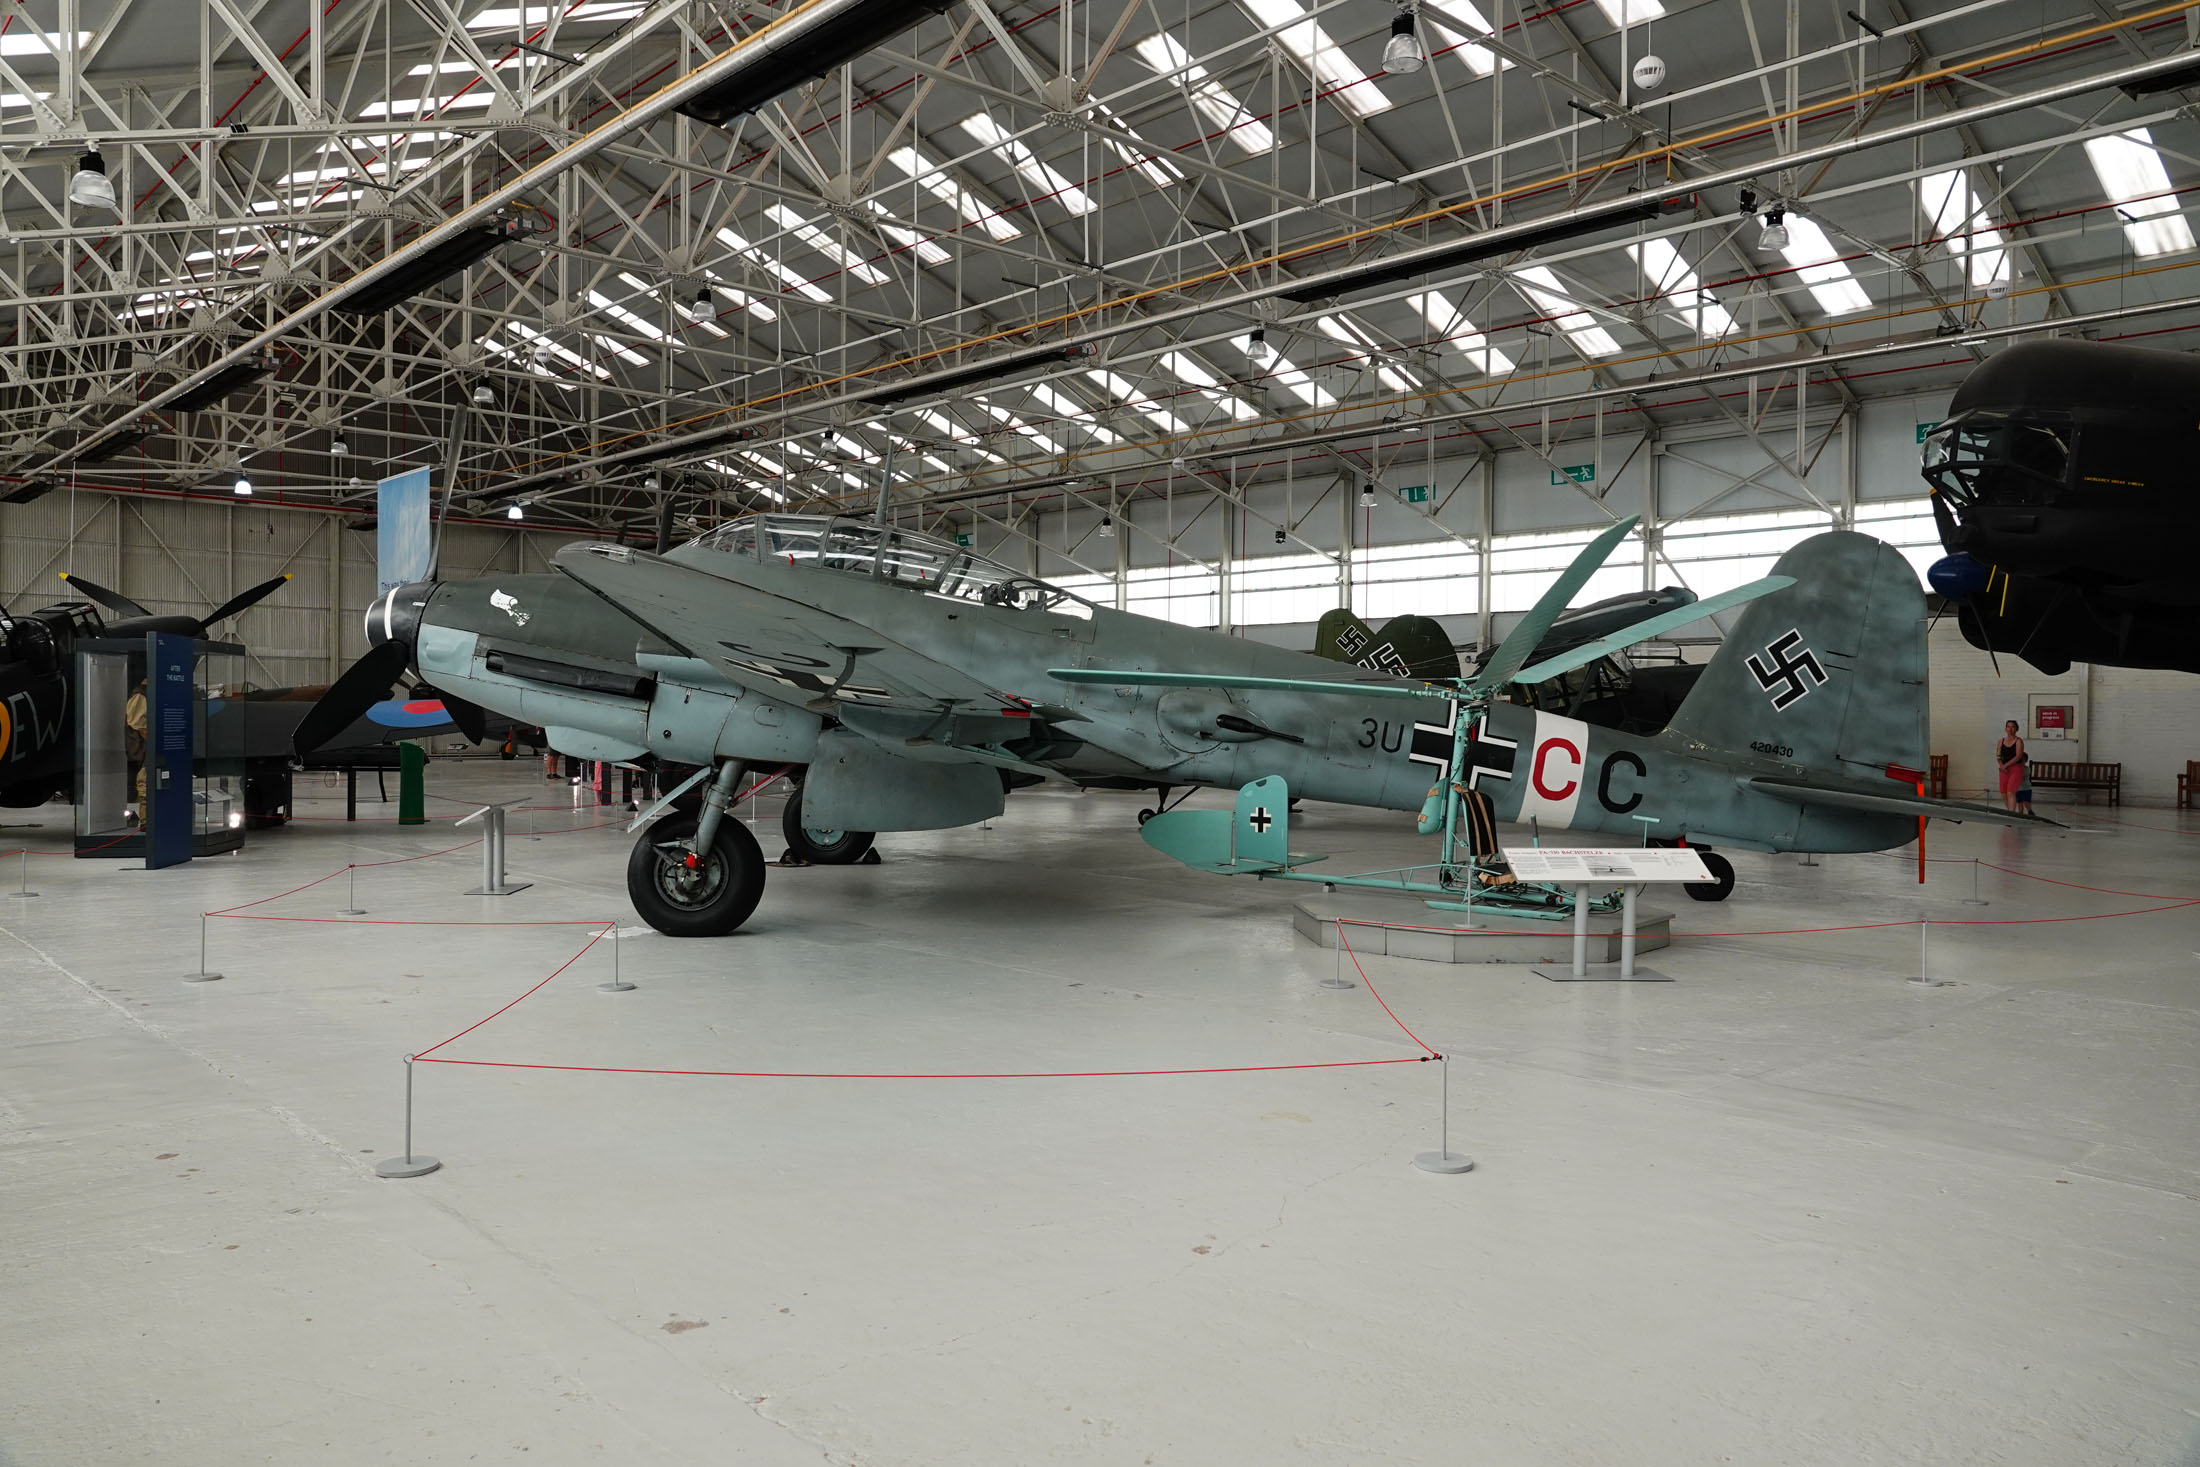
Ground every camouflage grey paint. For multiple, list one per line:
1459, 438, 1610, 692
383, 519, 1976, 854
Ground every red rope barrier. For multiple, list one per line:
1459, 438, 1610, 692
1334, 920, 1439, 1057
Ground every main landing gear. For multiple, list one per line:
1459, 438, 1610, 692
626, 760, 766, 936
780, 783, 876, 865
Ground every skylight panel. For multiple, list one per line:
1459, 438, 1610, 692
1918, 170, 2011, 289
857, 201, 952, 267
0, 32, 88, 57
1238, 0, 1390, 118
1086, 100, 1188, 190
973, 399, 1066, 454
885, 147, 1023, 241
1404, 290, 1515, 374
1422, 1, 1507, 76
739, 450, 786, 476
507, 321, 609, 379
1257, 352, 1338, 409
766, 205, 888, 286
1587, 0, 1664, 23
907, 407, 961, 439
716, 226, 833, 303
1083, 369, 1191, 434
586, 289, 674, 346
359, 92, 495, 118
1028, 383, 1122, 443
587, 333, 650, 367
1131, 33, 1275, 153
1772, 215, 1872, 316
828, 432, 879, 464
959, 113, 1097, 216
1626, 238, 1737, 339
616, 271, 731, 336
2083, 128, 2195, 258
1313, 315, 1422, 393
1156, 350, 1262, 420
467, 3, 642, 27
1513, 267, 1623, 356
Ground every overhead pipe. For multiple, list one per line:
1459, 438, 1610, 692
53, 0, 930, 470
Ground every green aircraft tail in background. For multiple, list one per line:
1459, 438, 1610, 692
1311, 609, 1459, 681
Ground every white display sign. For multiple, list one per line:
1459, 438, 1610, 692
1501, 846, 1712, 883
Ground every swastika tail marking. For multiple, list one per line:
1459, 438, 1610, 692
1746, 629, 1828, 711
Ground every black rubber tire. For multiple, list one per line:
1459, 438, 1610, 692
1137, 807, 1156, 826
626, 810, 766, 936
1685, 850, 1736, 902
779, 785, 875, 865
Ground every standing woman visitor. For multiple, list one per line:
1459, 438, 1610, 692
1996, 719, 2028, 812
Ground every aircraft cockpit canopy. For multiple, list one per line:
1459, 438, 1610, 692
690, 514, 1095, 619
1922, 409, 2075, 511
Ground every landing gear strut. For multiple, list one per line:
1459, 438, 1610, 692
625, 759, 766, 936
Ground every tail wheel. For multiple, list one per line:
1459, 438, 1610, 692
626, 810, 766, 936
780, 785, 875, 865
1685, 850, 1736, 902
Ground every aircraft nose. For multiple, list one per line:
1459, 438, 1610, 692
366, 580, 434, 654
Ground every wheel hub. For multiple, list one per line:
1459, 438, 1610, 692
655, 843, 726, 909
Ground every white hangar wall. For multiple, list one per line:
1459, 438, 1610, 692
0, 489, 588, 693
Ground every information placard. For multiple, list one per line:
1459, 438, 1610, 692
1501, 846, 1711, 883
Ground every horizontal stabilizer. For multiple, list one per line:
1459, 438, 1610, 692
1050, 668, 1447, 703
1746, 776, 2063, 829
1141, 776, 1321, 873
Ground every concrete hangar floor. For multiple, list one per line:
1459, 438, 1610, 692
0, 766, 2194, 1466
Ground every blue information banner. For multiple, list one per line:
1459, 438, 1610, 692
145, 631, 194, 870
377, 467, 434, 595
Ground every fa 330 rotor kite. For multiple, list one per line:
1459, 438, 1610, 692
303, 510, 2048, 936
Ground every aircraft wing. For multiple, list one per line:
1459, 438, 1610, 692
552, 543, 1003, 712
1746, 776, 2064, 828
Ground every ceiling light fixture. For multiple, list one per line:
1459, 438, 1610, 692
1098, 514, 1114, 537
1383, 10, 1426, 74
683, 285, 713, 322
68, 148, 116, 212
507, 501, 525, 520
1274, 527, 1288, 545
1245, 326, 1273, 363
233, 468, 253, 497
330, 435, 348, 456
472, 383, 494, 405
1759, 207, 1790, 251
1360, 484, 1377, 507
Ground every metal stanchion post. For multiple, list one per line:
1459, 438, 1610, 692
1571, 884, 1590, 978
11, 848, 36, 899
338, 863, 365, 916
1961, 856, 1989, 906
599, 921, 634, 992
183, 914, 223, 982
374, 1056, 441, 1178
1321, 919, 1356, 989
1909, 917, 1950, 986
1413, 1056, 1474, 1174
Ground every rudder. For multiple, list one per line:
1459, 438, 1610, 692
1664, 532, 1926, 778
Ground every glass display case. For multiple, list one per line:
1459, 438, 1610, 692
74, 635, 247, 863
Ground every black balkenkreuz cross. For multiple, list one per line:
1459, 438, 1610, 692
1408, 703, 1460, 778
1463, 720, 1518, 790
1247, 806, 1273, 834
1746, 628, 1829, 711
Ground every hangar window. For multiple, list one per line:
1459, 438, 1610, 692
1658, 509, 1833, 598
1126, 564, 1221, 626
1491, 526, 1643, 611
1853, 500, 1941, 583
1358, 540, 1479, 620
1235, 552, 1343, 626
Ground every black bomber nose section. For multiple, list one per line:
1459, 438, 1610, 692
367, 579, 436, 656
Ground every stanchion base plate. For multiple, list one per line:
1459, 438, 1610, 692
338, 908, 366, 916
1907, 976, 1954, 987
465, 883, 532, 896
1414, 1151, 1475, 1174
1536, 967, 1674, 983
374, 1155, 441, 1178
182, 971, 224, 983
1960, 899, 1990, 907
10, 891, 38, 898
598, 980, 636, 992
1317, 977, 1357, 990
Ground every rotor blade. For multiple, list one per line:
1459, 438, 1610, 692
1469, 516, 1639, 694
57, 572, 149, 620
1047, 668, 1448, 703
293, 641, 412, 756
1509, 575, 1796, 686
200, 572, 293, 629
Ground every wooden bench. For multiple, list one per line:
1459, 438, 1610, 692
1928, 754, 1948, 800
2179, 761, 2200, 810
2025, 760, 2121, 805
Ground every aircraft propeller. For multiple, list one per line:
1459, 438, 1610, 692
57, 570, 296, 634
289, 639, 491, 756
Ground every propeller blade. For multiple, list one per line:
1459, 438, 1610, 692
1508, 575, 1796, 686
1469, 516, 1639, 694
57, 572, 150, 620
200, 572, 294, 629
1047, 668, 1448, 703
430, 689, 489, 743
293, 640, 412, 756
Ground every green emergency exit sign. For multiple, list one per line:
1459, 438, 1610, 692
1916, 421, 1939, 443
953, 533, 973, 547
1398, 484, 1430, 503
1550, 463, 1596, 486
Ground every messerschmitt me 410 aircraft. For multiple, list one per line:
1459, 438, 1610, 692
302, 510, 2046, 936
